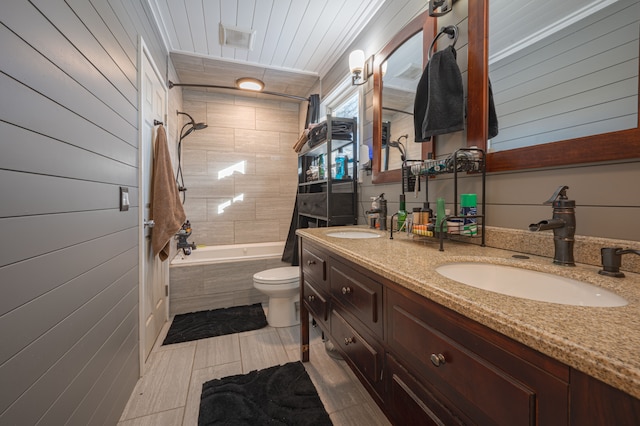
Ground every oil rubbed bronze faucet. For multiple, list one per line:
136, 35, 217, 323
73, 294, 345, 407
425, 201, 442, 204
599, 248, 640, 278
529, 186, 576, 266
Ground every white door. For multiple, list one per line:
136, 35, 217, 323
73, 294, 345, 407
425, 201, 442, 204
139, 39, 168, 372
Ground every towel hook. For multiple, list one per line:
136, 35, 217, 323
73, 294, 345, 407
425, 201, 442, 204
154, 119, 164, 126
428, 25, 458, 60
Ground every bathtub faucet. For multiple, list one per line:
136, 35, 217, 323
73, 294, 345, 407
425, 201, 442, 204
176, 221, 196, 255
529, 185, 576, 266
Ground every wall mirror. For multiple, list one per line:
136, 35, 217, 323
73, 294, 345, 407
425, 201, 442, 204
373, 11, 434, 184
372, 0, 639, 179
485, 0, 640, 171
380, 30, 424, 172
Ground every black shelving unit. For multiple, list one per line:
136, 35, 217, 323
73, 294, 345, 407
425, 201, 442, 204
297, 115, 358, 228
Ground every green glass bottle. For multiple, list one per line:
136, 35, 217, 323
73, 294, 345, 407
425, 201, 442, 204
398, 194, 407, 231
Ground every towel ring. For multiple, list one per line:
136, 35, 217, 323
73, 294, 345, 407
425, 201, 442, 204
428, 25, 458, 60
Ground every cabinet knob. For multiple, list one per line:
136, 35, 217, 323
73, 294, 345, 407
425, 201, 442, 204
307, 260, 316, 266
307, 295, 315, 302
344, 337, 355, 345
430, 353, 446, 367
341, 286, 352, 295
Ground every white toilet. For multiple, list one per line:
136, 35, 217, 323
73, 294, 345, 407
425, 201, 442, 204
253, 266, 300, 327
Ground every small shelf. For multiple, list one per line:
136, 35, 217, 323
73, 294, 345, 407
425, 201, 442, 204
299, 179, 328, 187
402, 148, 486, 251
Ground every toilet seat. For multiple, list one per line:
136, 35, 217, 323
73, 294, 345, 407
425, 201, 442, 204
253, 266, 299, 285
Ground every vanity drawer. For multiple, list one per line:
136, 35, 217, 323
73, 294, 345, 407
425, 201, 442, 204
388, 291, 536, 425
386, 353, 468, 426
386, 291, 568, 425
330, 261, 383, 338
301, 246, 326, 289
331, 308, 383, 393
303, 280, 329, 323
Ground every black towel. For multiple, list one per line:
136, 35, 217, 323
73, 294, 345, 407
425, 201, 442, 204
414, 47, 499, 142
421, 45, 465, 140
488, 79, 499, 139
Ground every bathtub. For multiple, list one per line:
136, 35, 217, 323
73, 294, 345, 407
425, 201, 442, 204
171, 241, 286, 266
169, 242, 290, 315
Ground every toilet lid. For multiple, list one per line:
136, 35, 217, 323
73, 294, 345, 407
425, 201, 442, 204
253, 266, 299, 284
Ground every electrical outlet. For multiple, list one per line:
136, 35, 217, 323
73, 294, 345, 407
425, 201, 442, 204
120, 186, 130, 211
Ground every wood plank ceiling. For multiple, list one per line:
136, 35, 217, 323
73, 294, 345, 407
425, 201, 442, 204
147, 0, 610, 99
148, 0, 388, 98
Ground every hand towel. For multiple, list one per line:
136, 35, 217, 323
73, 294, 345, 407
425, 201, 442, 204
151, 125, 186, 261
488, 79, 499, 139
422, 45, 465, 139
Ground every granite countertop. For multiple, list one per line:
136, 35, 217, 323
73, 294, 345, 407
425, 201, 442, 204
297, 226, 640, 399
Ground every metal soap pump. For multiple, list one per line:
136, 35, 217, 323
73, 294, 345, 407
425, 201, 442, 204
529, 185, 576, 266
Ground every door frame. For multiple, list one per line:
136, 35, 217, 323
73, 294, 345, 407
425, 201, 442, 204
137, 36, 169, 375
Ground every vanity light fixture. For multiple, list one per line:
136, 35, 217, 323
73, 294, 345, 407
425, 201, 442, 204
349, 50, 374, 86
429, 0, 456, 17
236, 77, 264, 92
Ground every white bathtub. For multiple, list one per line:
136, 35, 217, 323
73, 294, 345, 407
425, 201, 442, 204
171, 241, 286, 266
169, 241, 290, 315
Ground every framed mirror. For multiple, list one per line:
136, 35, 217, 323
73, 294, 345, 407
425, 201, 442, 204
372, 11, 435, 184
484, 0, 640, 171
380, 31, 423, 172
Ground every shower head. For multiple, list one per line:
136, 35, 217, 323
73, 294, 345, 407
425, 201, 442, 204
177, 111, 208, 141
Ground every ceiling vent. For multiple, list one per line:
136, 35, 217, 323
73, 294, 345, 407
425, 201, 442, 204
394, 63, 423, 81
219, 24, 256, 50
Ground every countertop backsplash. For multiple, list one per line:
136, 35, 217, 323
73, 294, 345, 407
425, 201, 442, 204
484, 226, 640, 275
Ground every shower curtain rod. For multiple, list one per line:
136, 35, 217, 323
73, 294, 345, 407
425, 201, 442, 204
168, 80, 311, 102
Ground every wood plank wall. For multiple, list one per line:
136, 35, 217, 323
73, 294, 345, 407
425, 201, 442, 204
0, 1, 167, 424
489, 0, 639, 152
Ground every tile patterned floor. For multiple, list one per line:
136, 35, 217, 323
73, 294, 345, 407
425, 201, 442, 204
118, 311, 391, 426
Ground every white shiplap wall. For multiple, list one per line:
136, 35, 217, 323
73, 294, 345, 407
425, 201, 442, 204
489, 0, 639, 152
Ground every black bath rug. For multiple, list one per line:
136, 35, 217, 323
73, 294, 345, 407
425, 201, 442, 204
198, 361, 332, 426
162, 303, 267, 345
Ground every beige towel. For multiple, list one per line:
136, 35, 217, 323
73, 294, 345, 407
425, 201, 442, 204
293, 129, 309, 153
151, 125, 186, 261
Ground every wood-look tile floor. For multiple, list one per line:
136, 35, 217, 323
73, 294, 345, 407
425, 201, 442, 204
118, 309, 391, 426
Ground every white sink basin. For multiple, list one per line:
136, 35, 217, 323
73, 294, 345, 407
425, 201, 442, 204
436, 263, 627, 307
326, 231, 381, 239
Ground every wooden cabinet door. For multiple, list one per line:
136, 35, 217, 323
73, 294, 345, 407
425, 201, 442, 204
570, 369, 640, 425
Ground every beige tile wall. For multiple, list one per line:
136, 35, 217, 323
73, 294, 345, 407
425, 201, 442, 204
179, 90, 300, 246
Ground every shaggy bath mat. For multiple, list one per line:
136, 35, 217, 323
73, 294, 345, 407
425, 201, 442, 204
162, 303, 267, 345
198, 361, 332, 425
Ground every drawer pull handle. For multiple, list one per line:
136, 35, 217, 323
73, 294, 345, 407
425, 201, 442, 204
307, 260, 316, 266
341, 286, 352, 295
344, 337, 355, 345
430, 353, 446, 367
307, 295, 315, 302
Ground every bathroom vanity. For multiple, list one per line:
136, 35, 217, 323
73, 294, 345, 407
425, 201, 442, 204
297, 227, 640, 425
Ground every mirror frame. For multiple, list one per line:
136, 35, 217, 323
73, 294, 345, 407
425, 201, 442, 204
373, 0, 640, 182
372, 10, 436, 184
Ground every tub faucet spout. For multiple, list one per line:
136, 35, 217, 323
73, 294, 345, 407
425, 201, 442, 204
176, 221, 196, 255
529, 186, 576, 266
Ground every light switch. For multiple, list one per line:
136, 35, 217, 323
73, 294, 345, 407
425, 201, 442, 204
120, 186, 130, 211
